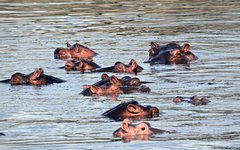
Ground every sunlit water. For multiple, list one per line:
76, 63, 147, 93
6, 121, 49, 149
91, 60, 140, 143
0, 0, 239, 149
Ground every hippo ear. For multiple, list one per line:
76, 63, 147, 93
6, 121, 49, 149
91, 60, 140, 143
30, 68, 44, 80
182, 43, 191, 53
129, 59, 137, 70
121, 119, 131, 132
90, 85, 100, 93
110, 75, 120, 85
127, 104, 140, 113
66, 41, 71, 48
101, 73, 109, 80
150, 42, 159, 48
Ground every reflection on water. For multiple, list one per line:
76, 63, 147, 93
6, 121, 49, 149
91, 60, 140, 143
0, 0, 240, 149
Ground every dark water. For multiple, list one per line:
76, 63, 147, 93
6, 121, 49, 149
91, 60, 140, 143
0, 0, 239, 149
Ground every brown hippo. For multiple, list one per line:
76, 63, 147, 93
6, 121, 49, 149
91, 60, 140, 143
173, 95, 210, 106
102, 101, 159, 121
0, 68, 66, 86
64, 59, 100, 73
82, 84, 150, 96
113, 119, 176, 142
81, 73, 151, 96
145, 42, 198, 65
54, 42, 97, 60
93, 59, 143, 75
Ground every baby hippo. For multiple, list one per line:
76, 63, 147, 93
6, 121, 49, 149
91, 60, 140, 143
173, 95, 210, 106
113, 119, 176, 142
64, 59, 100, 73
93, 59, 143, 75
0, 68, 65, 85
102, 100, 159, 121
54, 42, 97, 60
145, 42, 198, 65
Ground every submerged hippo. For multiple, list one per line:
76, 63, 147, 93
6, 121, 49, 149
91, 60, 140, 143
113, 119, 176, 142
82, 84, 150, 96
173, 95, 210, 106
102, 101, 159, 121
144, 42, 198, 65
81, 73, 151, 96
93, 59, 143, 75
54, 42, 97, 60
63, 59, 100, 73
0, 68, 65, 85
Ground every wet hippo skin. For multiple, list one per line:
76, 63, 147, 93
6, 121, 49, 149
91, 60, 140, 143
102, 100, 159, 121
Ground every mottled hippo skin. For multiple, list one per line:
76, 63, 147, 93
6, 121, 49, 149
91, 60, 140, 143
54, 42, 97, 60
102, 101, 159, 121
92, 59, 143, 75
0, 68, 65, 85
145, 42, 198, 65
113, 119, 176, 142
81, 74, 151, 96
63, 59, 100, 73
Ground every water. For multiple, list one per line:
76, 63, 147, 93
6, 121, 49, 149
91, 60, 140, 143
0, 0, 239, 149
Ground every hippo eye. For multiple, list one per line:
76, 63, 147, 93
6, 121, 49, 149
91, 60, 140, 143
141, 127, 145, 131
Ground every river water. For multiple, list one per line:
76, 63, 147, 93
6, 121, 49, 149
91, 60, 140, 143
0, 0, 239, 149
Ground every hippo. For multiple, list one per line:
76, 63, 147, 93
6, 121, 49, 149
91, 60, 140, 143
81, 73, 151, 96
63, 59, 100, 73
144, 42, 198, 65
102, 100, 159, 121
113, 119, 176, 142
54, 42, 97, 60
173, 95, 210, 106
82, 84, 150, 96
0, 68, 66, 85
92, 59, 143, 75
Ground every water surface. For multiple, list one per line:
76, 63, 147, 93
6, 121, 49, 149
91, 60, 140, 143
0, 0, 240, 149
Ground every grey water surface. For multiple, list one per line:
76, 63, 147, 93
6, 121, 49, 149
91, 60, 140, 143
0, 0, 239, 149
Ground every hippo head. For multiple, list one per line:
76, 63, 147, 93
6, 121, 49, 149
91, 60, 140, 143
114, 59, 138, 74
102, 101, 159, 121
27, 68, 48, 85
70, 43, 97, 59
65, 60, 77, 71
110, 75, 141, 86
9, 73, 28, 85
148, 47, 189, 65
181, 43, 198, 61
148, 42, 181, 59
89, 84, 123, 96
113, 119, 176, 142
54, 48, 72, 60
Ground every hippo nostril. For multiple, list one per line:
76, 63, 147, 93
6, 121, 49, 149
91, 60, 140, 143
141, 127, 145, 131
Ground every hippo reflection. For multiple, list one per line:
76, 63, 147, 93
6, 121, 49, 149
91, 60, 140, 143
54, 42, 97, 60
113, 119, 176, 142
173, 95, 210, 106
93, 59, 143, 75
64, 59, 100, 73
0, 68, 65, 85
102, 101, 159, 121
145, 42, 198, 65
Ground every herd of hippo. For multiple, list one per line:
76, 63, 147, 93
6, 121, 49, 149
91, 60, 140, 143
0, 41, 210, 142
